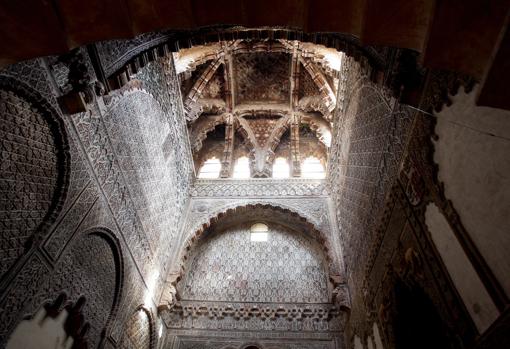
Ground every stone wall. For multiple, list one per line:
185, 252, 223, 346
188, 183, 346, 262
179, 223, 330, 303
334, 71, 510, 349
119, 307, 155, 349
161, 180, 346, 346
1, 31, 508, 349
0, 51, 192, 348
170, 337, 338, 349
327, 56, 415, 344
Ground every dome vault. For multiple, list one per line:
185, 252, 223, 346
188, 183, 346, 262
179, 39, 339, 178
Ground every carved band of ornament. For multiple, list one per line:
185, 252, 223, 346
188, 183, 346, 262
191, 179, 328, 197
184, 100, 203, 122
164, 301, 342, 322
174, 334, 337, 344
279, 39, 341, 79
234, 107, 290, 118
98, 32, 172, 76
183, 60, 223, 121
234, 116, 258, 149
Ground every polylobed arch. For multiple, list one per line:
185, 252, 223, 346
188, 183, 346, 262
173, 203, 341, 306
68, 228, 125, 344
191, 110, 334, 179
193, 123, 225, 173
299, 124, 328, 166
175, 203, 340, 282
301, 112, 333, 147
192, 116, 260, 177
0, 76, 72, 225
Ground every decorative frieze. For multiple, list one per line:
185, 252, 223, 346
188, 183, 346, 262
162, 300, 345, 333
191, 178, 327, 197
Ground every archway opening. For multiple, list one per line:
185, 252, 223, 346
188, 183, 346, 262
393, 280, 451, 349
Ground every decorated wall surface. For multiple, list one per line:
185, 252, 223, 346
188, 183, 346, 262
330, 61, 510, 349
119, 308, 154, 349
179, 224, 329, 304
178, 178, 344, 274
173, 338, 337, 349
326, 56, 416, 343
164, 204, 345, 347
0, 49, 192, 348
0, 27, 509, 349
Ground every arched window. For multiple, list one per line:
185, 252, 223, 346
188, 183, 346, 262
302, 156, 326, 179
250, 223, 268, 242
272, 157, 290, 178
197, 157, 221, 178
232, 156, 250, 179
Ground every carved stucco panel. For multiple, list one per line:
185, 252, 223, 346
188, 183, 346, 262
179, 224, 330, 304
176, 195, 342, 275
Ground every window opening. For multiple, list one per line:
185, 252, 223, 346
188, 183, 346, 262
197, 157, 221, 178
233, 156, 250, 179
272, 157, 290, 178
302, 156, 326, 179
250, 223, 268, 242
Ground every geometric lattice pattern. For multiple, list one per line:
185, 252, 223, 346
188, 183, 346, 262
120, 309, 151, 349
180, 224, 329, 303
234, 53, 290, 103
0, 89, 59, 278
104, 91, 181, 249
179, 340, 332, 349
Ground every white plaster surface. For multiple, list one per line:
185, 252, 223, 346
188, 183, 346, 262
373, 323, 384, 349
425, 203, 499, 332
434, 86, 510, 296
